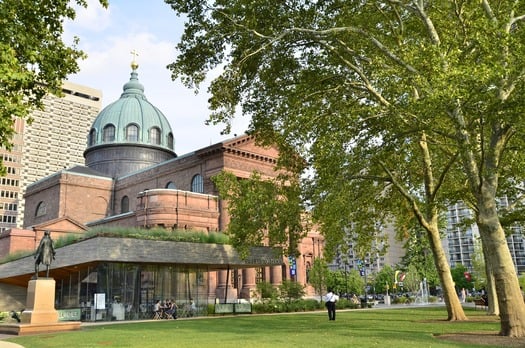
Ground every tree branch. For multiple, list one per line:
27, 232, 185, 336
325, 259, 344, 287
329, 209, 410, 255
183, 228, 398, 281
320, 41, 391, 106
411, 0, 441, 45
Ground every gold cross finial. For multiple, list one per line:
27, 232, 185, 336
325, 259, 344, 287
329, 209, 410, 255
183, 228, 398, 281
130, 50, 139, 70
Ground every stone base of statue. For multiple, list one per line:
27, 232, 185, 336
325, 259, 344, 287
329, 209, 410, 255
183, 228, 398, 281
0, 278, 80, 336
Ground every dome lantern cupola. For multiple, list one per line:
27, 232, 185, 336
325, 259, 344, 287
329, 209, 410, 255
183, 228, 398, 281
84, 57, 176, 178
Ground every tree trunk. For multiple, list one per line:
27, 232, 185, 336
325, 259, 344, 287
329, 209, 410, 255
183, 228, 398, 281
427, 224, 467, 320
477, 198, 525, 336
482, 246, 499, 316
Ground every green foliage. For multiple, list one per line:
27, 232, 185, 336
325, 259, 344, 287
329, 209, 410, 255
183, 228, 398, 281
211, 170, 305, 258
399, 221, 440, 287
451, 264, 475, 292
83, 227, 230, 244
255, 281, 278, 300
402, 264, 424, 293
519, 274, 525, 291
0, 0, 108, 171
0, 227, 230, 264
0, 250, 33, 264
168, 1, 525, 326
278, 280, 305, 302
471, 238, 487, 290
374, 265, 395, 294
326, 269, 364, 296
307, 258, 329, 297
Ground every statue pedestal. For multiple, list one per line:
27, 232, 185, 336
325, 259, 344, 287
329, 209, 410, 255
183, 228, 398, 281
0, 278, 80, 336
21, 278, 59, 324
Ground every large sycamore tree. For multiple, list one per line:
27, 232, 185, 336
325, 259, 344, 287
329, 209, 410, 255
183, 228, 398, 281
0, 0, 108, 171
167, 0, 525, 336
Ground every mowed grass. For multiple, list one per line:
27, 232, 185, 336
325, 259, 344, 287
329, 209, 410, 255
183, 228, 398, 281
6, 307, 500, 348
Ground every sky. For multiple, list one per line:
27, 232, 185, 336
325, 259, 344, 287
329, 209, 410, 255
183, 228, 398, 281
64, 0, 249, 155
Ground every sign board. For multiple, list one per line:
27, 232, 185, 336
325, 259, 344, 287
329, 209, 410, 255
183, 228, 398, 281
215, 303, 235, 314
234, 303, 252, 313
94, 293, 106, 310
57, 308, 81, 321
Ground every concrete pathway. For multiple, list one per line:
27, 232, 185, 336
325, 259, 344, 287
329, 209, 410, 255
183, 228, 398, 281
0, 337, 23, 348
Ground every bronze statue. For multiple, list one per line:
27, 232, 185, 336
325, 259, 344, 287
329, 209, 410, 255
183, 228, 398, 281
34, 230, 55, 278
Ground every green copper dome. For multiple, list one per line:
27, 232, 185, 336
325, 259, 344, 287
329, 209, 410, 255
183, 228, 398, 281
84, 64, 177, 178
86, 67, 175, 153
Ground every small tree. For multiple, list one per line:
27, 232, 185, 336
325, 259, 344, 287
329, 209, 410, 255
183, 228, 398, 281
374, 265, 395, 294
471, 238, 487, 291
308, 258, 329, 300
451, 265, 475, 293
278, 280, 305, 303
255, 281, 278, 300
326, 269, 364, 296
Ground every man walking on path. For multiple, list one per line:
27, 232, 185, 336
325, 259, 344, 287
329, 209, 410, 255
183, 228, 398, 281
325, 288, 339, 321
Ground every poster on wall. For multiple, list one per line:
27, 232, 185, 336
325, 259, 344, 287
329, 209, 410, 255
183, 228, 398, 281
94, 293, 106, 310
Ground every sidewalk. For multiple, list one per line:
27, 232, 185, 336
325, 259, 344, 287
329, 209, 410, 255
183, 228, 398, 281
0, 337, 23, 348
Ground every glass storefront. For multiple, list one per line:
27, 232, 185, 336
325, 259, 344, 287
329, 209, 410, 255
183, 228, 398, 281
55, 262, 208, 321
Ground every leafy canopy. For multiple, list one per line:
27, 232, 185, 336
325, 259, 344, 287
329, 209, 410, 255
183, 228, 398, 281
167, 1, 525, 254
0, 0, 108, 171
211, 171, 305, 257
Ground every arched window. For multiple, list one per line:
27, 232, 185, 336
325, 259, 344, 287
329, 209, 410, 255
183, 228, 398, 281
167, 133, 174, 149
35, 201, 46, 217
149, 127, 161, 145
103, 124, 115, 142
166, 181, 176, 189
191, 174, 204, 193
126, 124, 139, 142
88, 129, 96, 146
121, 196, 129, 213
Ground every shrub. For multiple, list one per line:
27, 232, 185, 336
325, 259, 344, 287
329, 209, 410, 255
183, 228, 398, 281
428, 296, 438, 303
278, 280, 305, 302
256, 281, 278, 300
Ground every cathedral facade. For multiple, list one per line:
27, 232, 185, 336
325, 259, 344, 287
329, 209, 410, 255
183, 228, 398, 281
0, 64, 323, 320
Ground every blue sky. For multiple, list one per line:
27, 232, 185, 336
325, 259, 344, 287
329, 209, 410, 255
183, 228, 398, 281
64, 0, 249, 155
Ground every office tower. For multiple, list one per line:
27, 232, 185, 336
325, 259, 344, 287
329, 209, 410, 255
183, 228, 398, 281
0, 81, 102, 232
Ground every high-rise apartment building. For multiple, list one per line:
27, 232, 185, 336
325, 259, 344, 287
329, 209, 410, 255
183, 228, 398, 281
446, 201, 525, 274
0, 82, 102, 231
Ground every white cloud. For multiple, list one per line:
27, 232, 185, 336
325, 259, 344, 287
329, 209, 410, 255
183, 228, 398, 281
65, 0, 112, 34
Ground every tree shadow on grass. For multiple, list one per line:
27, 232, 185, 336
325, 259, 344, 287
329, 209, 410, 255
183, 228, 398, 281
421, 316, 525, 347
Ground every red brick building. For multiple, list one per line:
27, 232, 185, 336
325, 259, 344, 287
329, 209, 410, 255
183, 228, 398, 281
0, 65, 324, 317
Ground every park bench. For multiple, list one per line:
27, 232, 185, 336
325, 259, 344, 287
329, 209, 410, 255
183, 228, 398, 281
474, 298, 487, 310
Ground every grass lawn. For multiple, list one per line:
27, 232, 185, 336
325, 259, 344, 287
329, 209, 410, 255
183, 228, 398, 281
4, 307, 505, 348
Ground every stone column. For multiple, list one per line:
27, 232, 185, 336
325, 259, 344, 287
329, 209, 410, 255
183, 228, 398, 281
240, 268, 256, 300
207, 271, 217, 300
215, 270, 236, 302
270, 265, 283, 288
